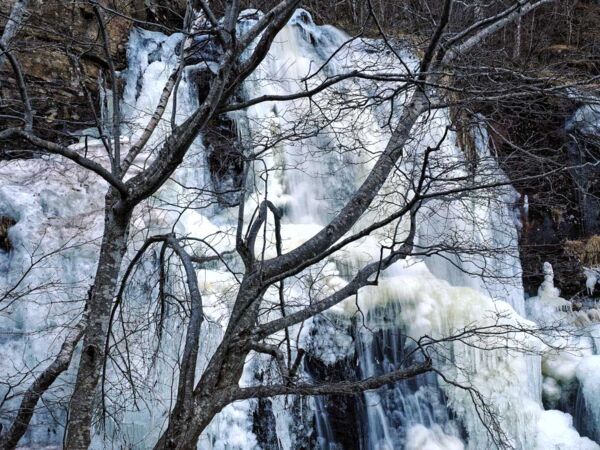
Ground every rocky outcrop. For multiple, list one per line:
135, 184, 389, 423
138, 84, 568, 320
488, 94, 600, 299
0, 215, 15, 252
203, 115, 245, 207
0, 0, 186, 150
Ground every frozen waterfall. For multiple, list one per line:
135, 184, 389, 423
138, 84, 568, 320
1, 8, 600, 450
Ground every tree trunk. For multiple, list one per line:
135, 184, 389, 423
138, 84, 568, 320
152, 278, 263, 450
0, 320, 85, 450
152, 396, 224, 450
152, 349, 251, 450
64, 191, 132, 450
152, 343, 251, 450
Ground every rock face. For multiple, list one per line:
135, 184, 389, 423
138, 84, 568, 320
304, 351, 361, 450
0, 215, 15, 252
489, 95, 600, 298
0, 0, 186, 150
458, 0, 600, 299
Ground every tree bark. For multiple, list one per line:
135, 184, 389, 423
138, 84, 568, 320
152, 398, 225, 450
64, 192, 132, 450
152, 342, 250, 450
152, 276, 264, 450
152, 237, 206, 448
0, 0, 29, 69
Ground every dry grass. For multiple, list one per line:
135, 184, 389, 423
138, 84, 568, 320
565, 235, 600, 266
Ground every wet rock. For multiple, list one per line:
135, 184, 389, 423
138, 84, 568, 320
0, 215, 15, 252
179, 34, 222, 67
203, 115, 245, 207
304, 318, 361, 450
252, 396, 279, 449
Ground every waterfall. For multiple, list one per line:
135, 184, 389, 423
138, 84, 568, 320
1, 8, 600, 450
353, 303, 460, 449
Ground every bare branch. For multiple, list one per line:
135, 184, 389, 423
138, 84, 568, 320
0, 41, 31, 129
256, 209, 418, 338
1, 129, 128, 195
121, 67, 181, 174
0, 0, 29, 69
92, 2, 121, 175
0, 318, 86, 450
227, 359, 432, 400
440, 0, 554, 65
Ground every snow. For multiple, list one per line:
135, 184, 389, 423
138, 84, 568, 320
584, 267, 600, 296
524, 261, 600, 420
537, 410, 599, 450
567, 103, 600, 136
405, 425, 465, 450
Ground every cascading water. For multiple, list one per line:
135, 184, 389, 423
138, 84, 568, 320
353, 305, 461, 450
2, 8, 600, 450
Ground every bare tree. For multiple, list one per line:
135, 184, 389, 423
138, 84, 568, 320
1, 1, 597, 449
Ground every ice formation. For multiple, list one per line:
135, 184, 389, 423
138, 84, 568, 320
584, 267, 600, 296
567, 103, 600, 136
1, 8, 600, 450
